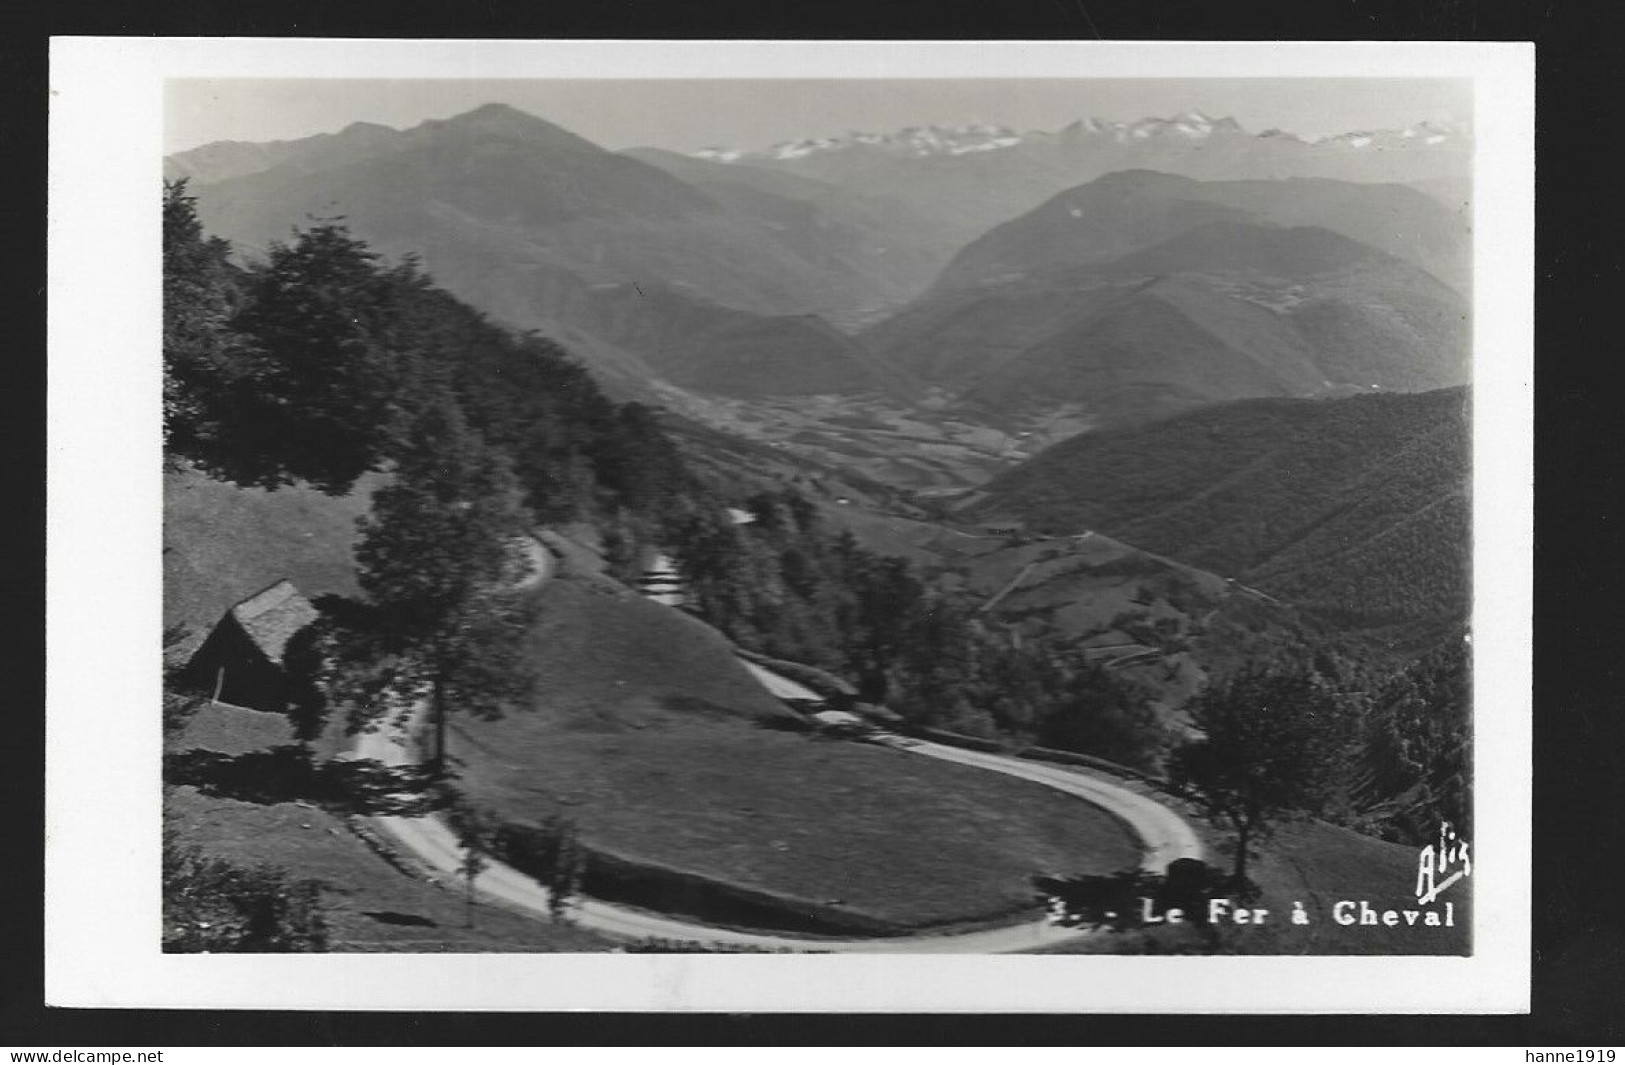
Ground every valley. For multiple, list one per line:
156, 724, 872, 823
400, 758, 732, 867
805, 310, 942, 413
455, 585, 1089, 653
659, 389, 1095, 493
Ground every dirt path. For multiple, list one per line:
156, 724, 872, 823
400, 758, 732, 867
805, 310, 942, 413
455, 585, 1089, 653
737, 660, 822, 702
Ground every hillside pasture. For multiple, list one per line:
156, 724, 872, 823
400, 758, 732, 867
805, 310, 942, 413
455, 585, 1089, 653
448, 574, 1142, 934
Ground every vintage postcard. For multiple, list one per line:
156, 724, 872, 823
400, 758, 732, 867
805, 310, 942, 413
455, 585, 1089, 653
46, 38, 1533, 1012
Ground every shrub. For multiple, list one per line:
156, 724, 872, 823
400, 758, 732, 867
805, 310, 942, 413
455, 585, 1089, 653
162, 841, 328, 952
494, 816, 587, 920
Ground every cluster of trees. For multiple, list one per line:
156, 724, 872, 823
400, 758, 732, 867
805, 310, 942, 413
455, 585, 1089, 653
662, 488, 1168, 771
1169, 639, 1470, 889
164, 179, 692, 520
164, 182, 704, 766
1353, 640, 1472, 842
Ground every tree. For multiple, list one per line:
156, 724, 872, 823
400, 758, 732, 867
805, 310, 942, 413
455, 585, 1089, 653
447, 802, 499, 928
491, 817, 586, 923
543, 818, 586, 923
226, 219, 403, 493
844, 554, 926, 701
281, 623, 330, 761
324, 397, 538, 778
162, 180, 249, 473
1035, 661, 1167, 773
1169, 665, 1356, 890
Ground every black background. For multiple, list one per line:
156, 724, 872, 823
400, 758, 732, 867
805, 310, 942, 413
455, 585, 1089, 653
7, 0, 1620, 1047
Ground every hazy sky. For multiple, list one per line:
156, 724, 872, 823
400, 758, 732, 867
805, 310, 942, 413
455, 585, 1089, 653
165, 78, 1471, 155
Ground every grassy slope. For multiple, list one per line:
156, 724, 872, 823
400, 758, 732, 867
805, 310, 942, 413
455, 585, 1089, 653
163, 464, 377, 639
165, 706, 610, 952
449, 574, 1141, 931
971, 387, 1469, 646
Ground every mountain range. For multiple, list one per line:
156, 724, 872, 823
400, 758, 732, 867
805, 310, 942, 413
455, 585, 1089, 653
696, 112, 1465, 165
691, 111, 1471, 247
168, 104, 953, 399
168, 102, 1470, 456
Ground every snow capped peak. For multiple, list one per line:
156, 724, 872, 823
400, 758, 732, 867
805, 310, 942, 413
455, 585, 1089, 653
1075, 112, 1246, 141
1317, 119, 1466, 150
693, 146, 744, 162
1404, 119, 1464, 145
738, 123, 1028, 161
688, 113, 1462, 165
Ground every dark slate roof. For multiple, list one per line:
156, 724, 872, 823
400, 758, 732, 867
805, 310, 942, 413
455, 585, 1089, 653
228, 579, 318, 664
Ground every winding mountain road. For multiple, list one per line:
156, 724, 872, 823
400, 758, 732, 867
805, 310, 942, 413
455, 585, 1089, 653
355, 717, 1203, 953
351, 532, 1204, 951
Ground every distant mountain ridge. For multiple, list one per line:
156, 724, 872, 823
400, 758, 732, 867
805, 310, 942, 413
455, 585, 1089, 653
861, 169, 1470, 429
168, 104, 943, 402
620, 146, 966, 325
693, 112, 1467, 164
689, 112, 1471, 245
935, 170, 1469, 293
168, 104, 948, 321
164, 120, 409, 186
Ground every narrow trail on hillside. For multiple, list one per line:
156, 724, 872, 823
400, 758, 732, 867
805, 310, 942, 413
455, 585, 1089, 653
351, 536, 1205, 952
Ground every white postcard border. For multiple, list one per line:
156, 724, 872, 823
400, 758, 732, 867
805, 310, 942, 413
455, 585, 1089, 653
46, 37, 1533, 1013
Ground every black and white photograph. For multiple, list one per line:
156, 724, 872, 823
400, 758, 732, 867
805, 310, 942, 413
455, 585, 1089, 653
46, 38, 1533, 1013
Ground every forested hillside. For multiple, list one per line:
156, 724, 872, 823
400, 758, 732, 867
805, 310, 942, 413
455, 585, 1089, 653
970, 387, 1470, 650
164, 178, 694, 522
